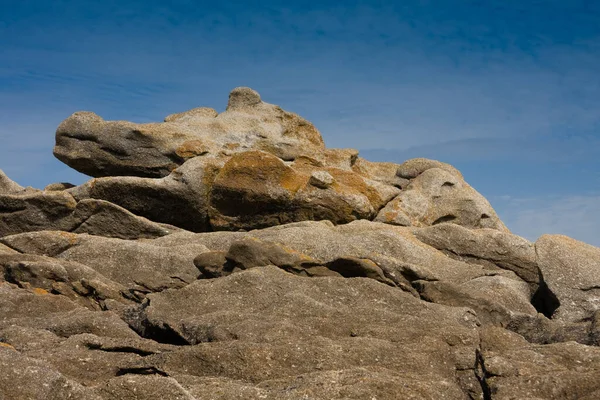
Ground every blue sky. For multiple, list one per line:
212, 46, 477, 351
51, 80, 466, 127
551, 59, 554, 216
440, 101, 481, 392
1, 0, 599, 245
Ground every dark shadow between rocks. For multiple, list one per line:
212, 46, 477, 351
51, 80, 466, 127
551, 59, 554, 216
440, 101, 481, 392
531, 276, 560, 319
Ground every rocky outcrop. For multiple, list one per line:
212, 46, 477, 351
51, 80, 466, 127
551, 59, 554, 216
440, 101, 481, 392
1, 87, 600, 399
376, 166, 507, 230
536, 235, 600, 323
54, 87, 324, 178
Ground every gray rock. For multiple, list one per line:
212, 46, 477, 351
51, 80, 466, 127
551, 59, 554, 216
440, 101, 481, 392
414, 275, 536, 326
0, 190, 78, 237
54, 87, 325, 178
536, 234, 600, 323
0, 346, 101, 400
478, 326, 600, 399
44, 182, 76, 191
0, 187, 179, 239
412, 223, 539, 287
0, 230, 206, 293
67, 155, 222, 232
308, 170, 334, 188
0, 253, 131, 309
352, 157, 409, 188
95, 375, 197, 400
132, 266, 479, 397
376, 167, 507, 230
396, 157, 463, 179
0, 169, 28, 194
70, 199, 181, 239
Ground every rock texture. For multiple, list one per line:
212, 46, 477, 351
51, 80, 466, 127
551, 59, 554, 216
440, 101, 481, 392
54, 87, 324, 178
1, 87, 599, 399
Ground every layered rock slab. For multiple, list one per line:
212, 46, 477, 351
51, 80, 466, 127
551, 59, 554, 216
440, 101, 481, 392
0, 231, 205, 293
0, 187, 178, 239
133, 266, 480, 398
54, 87, 325, 178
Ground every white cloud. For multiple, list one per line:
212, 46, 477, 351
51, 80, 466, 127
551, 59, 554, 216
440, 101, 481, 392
493, 195, 600, 247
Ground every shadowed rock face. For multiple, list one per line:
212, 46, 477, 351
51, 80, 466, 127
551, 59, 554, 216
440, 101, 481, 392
1, 87, 600, 399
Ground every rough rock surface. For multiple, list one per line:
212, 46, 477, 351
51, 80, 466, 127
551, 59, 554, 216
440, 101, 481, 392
536, 235, 600, 323
1, 87, 600, 399
376, 167, 507, 230
54, 87, 325, 178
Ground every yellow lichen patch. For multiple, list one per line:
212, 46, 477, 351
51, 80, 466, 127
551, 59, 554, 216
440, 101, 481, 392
327, 168, 382, 205
293, 155, 323, 167
279, 169, 308, 194
32, 287, 49, 296
58, 231, 80, 246
175, 140, 209, 159
216, 151, 307, 196
225, 142, 241, 150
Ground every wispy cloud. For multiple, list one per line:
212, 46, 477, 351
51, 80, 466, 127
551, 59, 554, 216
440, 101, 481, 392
492, 195, 600, 247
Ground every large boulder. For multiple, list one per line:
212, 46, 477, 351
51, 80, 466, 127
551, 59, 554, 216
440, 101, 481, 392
67, 156, 222, 232
0, 346, 101, 400
376, 166, 507, 230
4, 85, 600, 399
536, 234, 600, 323
209, 151, 399, 231
0, 253, 131, 309
54, 87, 325, 178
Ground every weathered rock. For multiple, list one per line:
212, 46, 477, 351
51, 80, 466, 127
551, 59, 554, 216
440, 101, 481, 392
396, 157, 463, 180
193, 251, 229, 278
54, 87, 325, 178
0, 331, 176, 387
0, 281, 80, 320
95, 375, 196, 400
352, 156, 409, 188
0, 190, 77, 236
4, 85, 600, 399
209, 151, 398, 230
0, 243, 17, 254
376, 167, 507, 230
0, 186, 179, 239
0, 230, 206, 293
414, 275, 537, 326
195, 236, 412, 285
536, 234, 600, 323
68, 155, 222, 232
44, 182, 76, 191
0, 346, 101, 400
412, 223, 539, 287
224, 237, 320, 270
0, 169, 29, 194
132, 267, 479, 397
0, 253, 131, 309
478, 326, 600, 399
70, 199, 181, 238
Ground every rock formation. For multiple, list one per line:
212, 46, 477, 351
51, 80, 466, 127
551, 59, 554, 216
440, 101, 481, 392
1, 87, 599, 399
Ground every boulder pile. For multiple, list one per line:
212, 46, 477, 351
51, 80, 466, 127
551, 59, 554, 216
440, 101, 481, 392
1, 88, 599, 399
